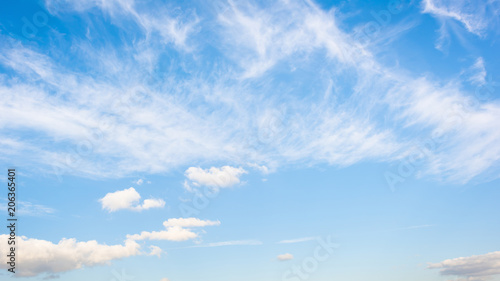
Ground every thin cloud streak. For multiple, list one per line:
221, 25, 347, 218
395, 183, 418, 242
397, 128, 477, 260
278, 237, 317, 244
190, 240, 263, 248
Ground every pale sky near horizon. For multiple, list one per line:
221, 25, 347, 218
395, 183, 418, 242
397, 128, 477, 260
1, 0, 500, 280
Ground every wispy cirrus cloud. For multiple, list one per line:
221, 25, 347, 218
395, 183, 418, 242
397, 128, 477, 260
45, 0, 200, 49
421, 0, 500, 50
422, 0, 488, 36
278, 237, 317, 244
0, 200, 55, 216
162, 217, 221, 228
0, 0, 498, 185
468, 57, 487, 86
190, 239, 263, 248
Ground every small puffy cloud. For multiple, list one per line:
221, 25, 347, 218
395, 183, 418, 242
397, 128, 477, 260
148, 245, 163, 257
99, 187, 140, 212
127, 218, 220, 241
163, 217, 220, 228
141, 198, 166, 210
0, 235, 140, 277
428, 251, 500, 281
99, 187, 165, 212
185, 166, 247, 189
277, 253, 294, 261
135, 179, 144, 185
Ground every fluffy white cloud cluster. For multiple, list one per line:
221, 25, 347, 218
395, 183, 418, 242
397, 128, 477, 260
0, 235, 141, 277
429, 251, 500, 281
0, 217, 218, 277
99, 187, 165, 212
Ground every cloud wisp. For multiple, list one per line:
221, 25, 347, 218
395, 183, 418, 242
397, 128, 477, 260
0, 0, 498, 186
190, 240, 263, 248
126, 218, 220, 241
278, 237, 317, 244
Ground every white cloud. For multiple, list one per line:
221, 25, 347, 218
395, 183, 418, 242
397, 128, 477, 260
185, 166, 247, 189
422, 0, 487, 36
386, 77, 500, 183
247, 163, 270, 174
429, 251, 500, 281
0, 200, 55, 216
135, 178, 144, 185
468, 57, 487, 86
140, 198, 166, 210
0, 0, 499, 185
163, 217, 221, 228
0, 235, 140, 277
422, 0, 500, 50
127, 218, 220, 241
126, 226, 197, 241
148, 245, 163, 257
99, 187, 140, 212
277, 253, 294, 261
99, 187, 165, 212
217, 0, 360, 78
45, 0, 199, 49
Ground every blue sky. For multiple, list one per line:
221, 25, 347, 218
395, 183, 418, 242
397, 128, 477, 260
0, 0, 500, 280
